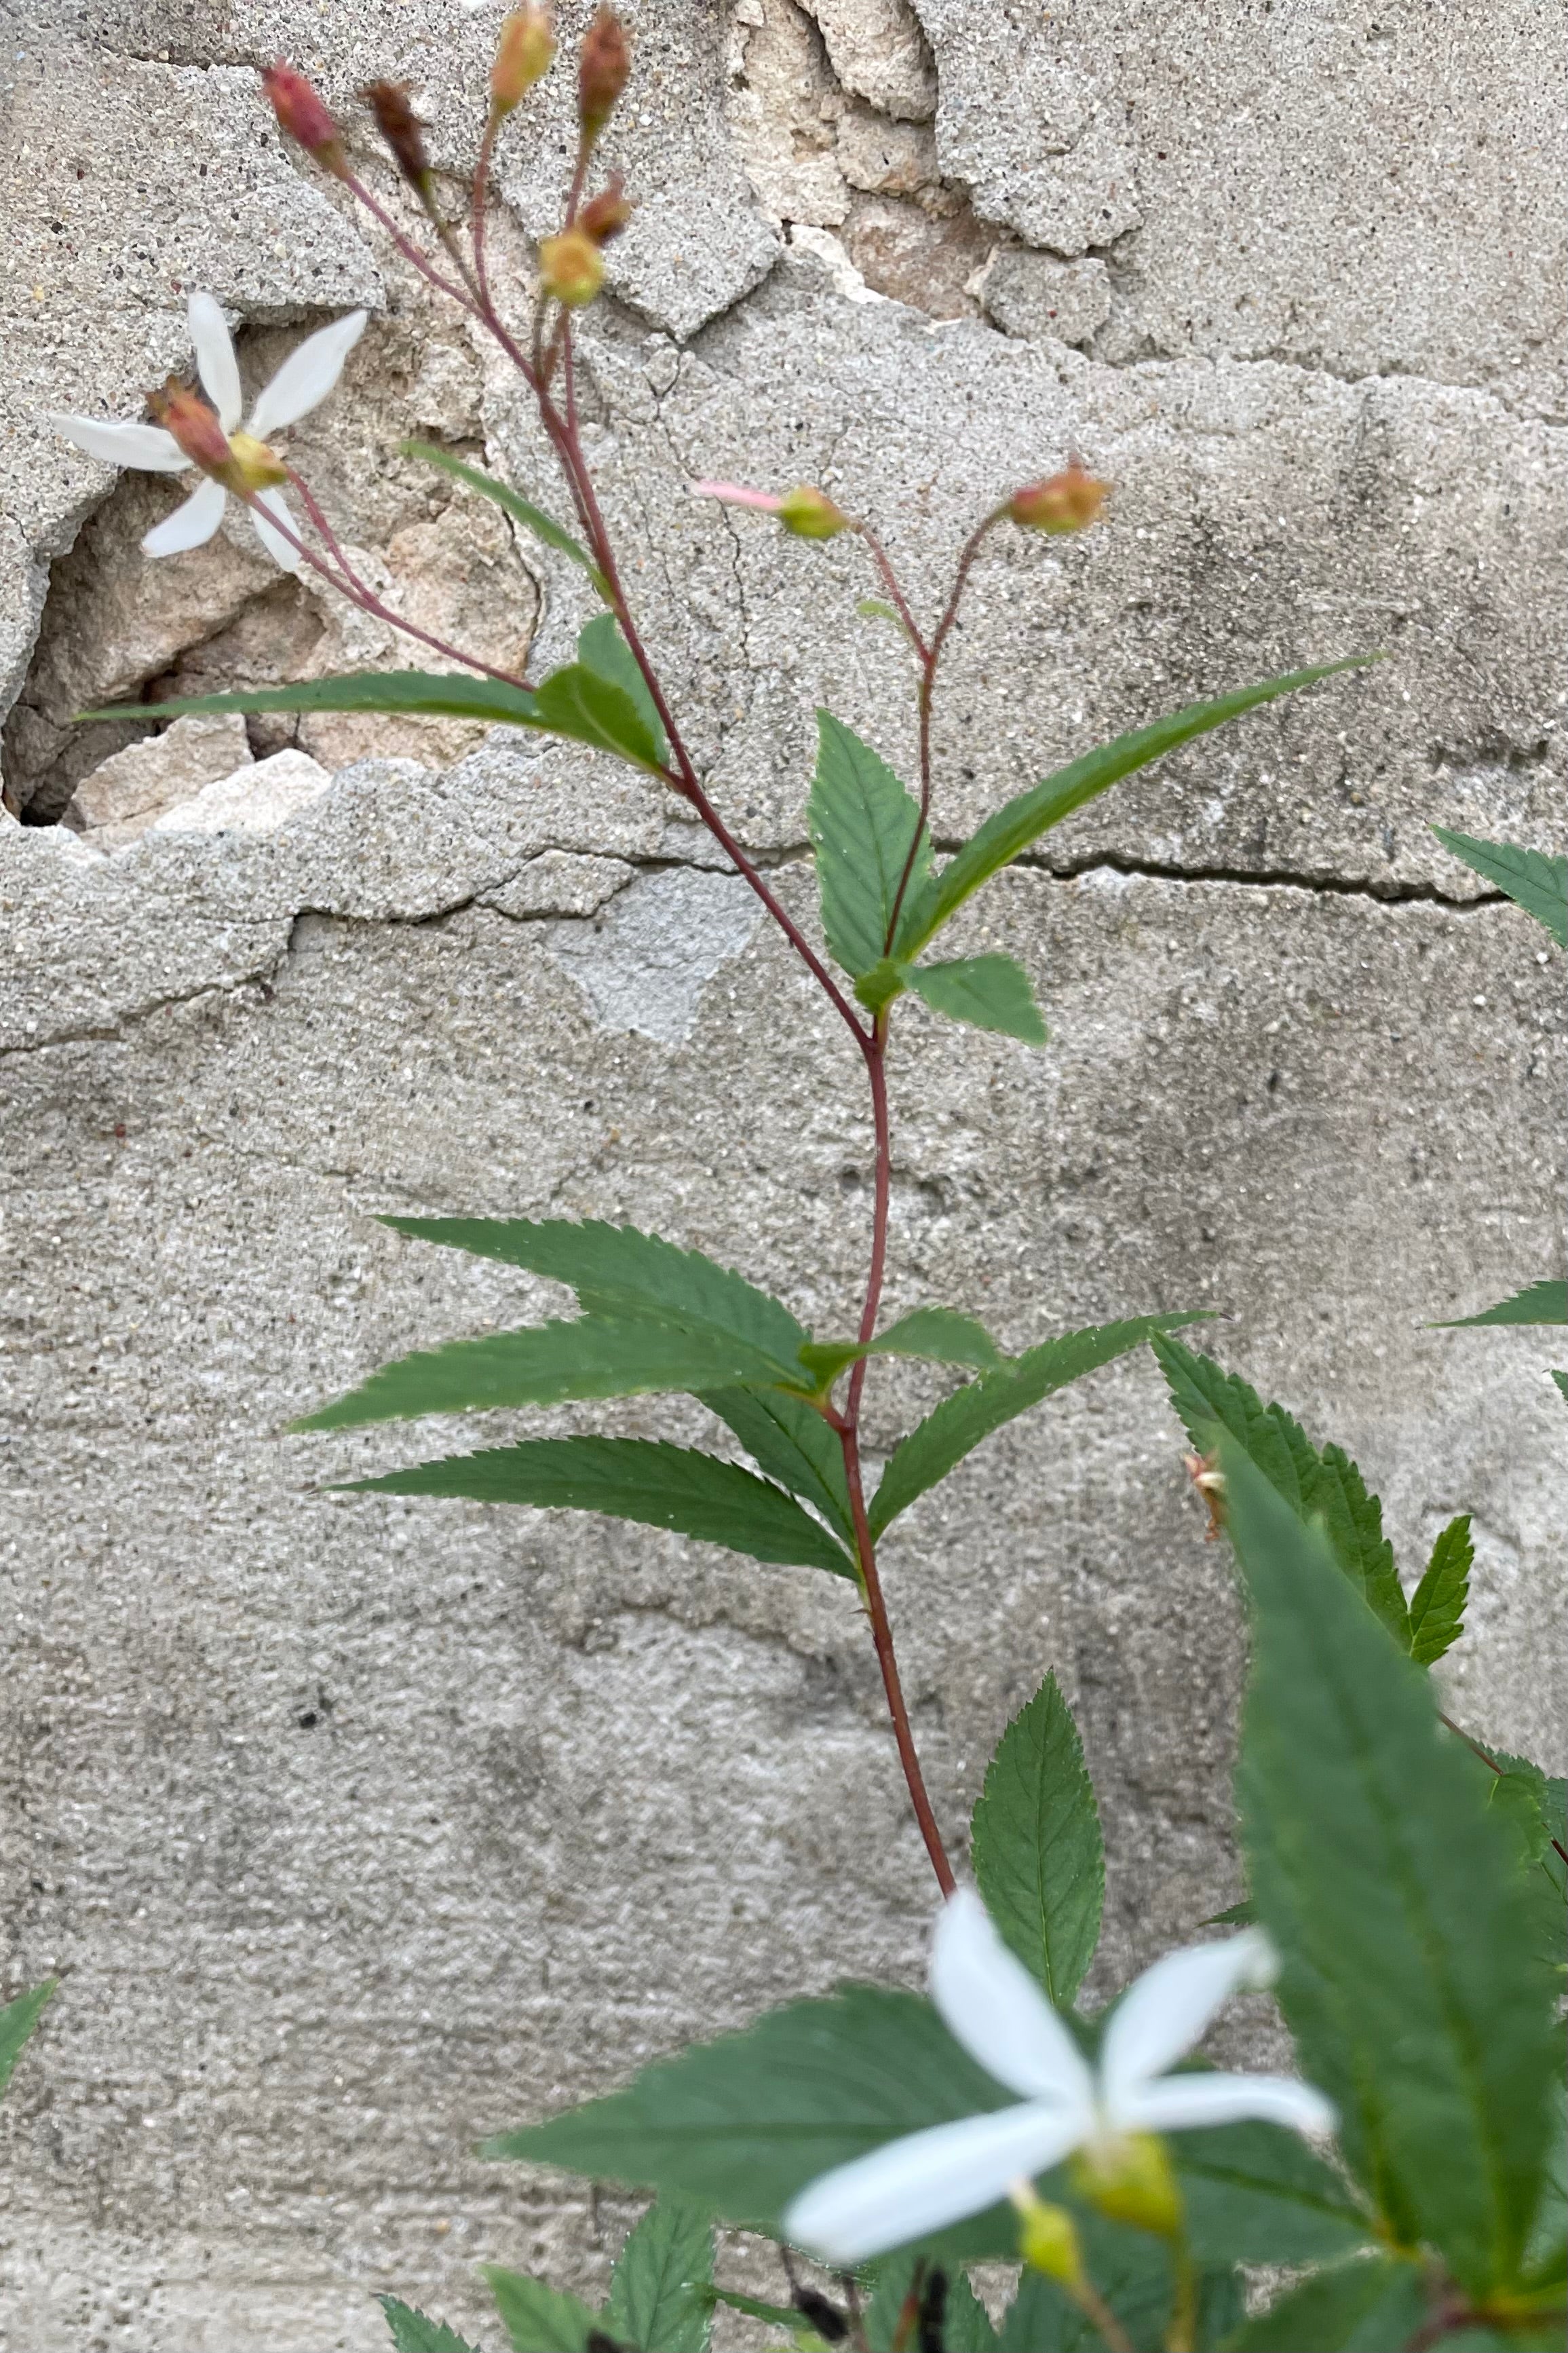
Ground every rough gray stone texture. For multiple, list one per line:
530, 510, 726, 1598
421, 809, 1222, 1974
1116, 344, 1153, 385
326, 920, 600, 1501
1, 0, 1565, 2346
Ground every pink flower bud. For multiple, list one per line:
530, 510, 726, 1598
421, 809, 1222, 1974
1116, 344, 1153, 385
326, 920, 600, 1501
1006, 460, 1109, 535
538, 227, 606, 307
492, 8, 556, 116
577, 4, 631, 143
263, 62, 348, 178
363, 79, 432, 196
776, 484, 852, 540
579, 176, 634, 246
147, 379, 233, 476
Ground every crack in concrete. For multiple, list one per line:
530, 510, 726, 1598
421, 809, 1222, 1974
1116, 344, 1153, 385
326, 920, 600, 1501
1007, 850, 1509, 915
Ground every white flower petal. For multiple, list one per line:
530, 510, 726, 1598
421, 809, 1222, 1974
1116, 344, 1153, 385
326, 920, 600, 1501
248, 308, 368, 436
248, 487, 302, 573
1120, 2070, 1337, 2141
188, 291, 244, 433
1101, 1930, 1280, 2111
140, 474, 228, 557
930, 1891, 1094, 2109
784, 2102, 1084, 2266
49, 414, 189, 473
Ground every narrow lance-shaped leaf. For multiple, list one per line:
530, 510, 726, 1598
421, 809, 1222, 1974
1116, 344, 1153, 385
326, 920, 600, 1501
809, 711, 932, 977
900, 956, 1048, 1044
870, 1312, 1211, 1539
81, 669, 543, 730
293, 1316, 806, 1433
701, 1386, 855, 1548
377, 2296, 485, 2353
970, 1670, 1103, 2007
605, 2198, 714, 2353
0, 1980, 56, 2099
1225, 1440, 1561, 2295
483, 2265, 597, 2353
898, 657, 1375, 956
343, 1436, 858, 1581
1440, 1278, 1568, 1330
1152, 1333, 1411, 1649
1431, 827, 1567, 947
798, 1306, 1003, 1391
1408, 1513, 1472, 1665
576, 612, 669, 761
400, 438, 609, 594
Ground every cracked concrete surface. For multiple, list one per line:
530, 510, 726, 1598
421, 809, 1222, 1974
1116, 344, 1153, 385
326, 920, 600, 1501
1, 1, 1565, 2346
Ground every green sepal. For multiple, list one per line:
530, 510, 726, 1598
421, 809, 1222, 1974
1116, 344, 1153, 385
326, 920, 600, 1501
970, 1669, 1104, 2006
400, 438, 611, 596
1431, 827, 1567, 945
1408, 1513, 1472, 1665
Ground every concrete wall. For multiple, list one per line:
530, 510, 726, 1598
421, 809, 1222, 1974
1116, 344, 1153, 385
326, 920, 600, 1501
1, 1, 1563, 2344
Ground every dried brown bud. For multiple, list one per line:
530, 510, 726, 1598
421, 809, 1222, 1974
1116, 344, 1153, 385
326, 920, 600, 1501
579, 176, 634, 245
263, 61, 347, 178
363, 79, 432, 195
1007, 459, 1109, 535
776, 484, 852, 540
491, 7, 556, 116
1183, 1450, 1227, 1541
147, 378, 234, 476
577, 4, 631, 144
538, 226, 606, 307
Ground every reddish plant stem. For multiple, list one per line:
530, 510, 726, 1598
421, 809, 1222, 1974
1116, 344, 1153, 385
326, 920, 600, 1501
339, 166, 482, 317
471, 115, 500, 316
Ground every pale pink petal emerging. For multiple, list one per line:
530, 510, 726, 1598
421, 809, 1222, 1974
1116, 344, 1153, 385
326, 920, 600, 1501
50, 414, 189, 473
1101, 1931, 1276, 2110
689, 479, 784, 513
140, 474, 228, 558
784, 2103, 1083, 2265
930, 1890, 1094, 2109
187, 291, 244, 434
248, 309, 368, 437
1120, 2071, 1335, 2140
248, 486, 303, 572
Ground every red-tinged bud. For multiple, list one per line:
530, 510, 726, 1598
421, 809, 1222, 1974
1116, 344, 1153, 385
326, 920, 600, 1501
776, 483, 852, 540
263, 61, 348, 178
1183, 1450, 1227, 1541
577, 4, 631, 145
579, 175, 634, 245
492, 7, 556, 115
538, 227, 606, 307
1007, 459, 1109, 535
363, 79, 433, 195
147, 378, 234, 476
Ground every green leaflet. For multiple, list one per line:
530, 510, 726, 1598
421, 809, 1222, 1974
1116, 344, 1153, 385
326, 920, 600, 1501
605, 2198, 714, 2353
1152, 1334, 1411, 1649
576, 613, 669, 763
484, 1984, 1016, 2251
1225, 1443, 1561, 2297
700, 1387, 855, 1548
0, 1979, 56, 2098
379, 1216, 809, 1372
798, 1306, 1003, 1391
531, 660, 666, 774
482, 2267, 598, 2353
900, 956, 1048, 1044
296, 1317, 802, 1431
869, 1313, 1210, 1539
1553, 1371, 1568, 1404
699, 2286, 820, 2339
344, 1437, 856, 1581
1408, 1514, 1472, 1665
809, 711, 932, 977
377, 2297, 484, 2353
864, 2256, 997, 2351
80, 669, 542, 730
400, 438, 609, 593
897, 658, 1373, 957
1170, 2119, 1374, 2266
970, 1670, 1104, 2006
1223, 2255, 1426, 2350
1431, 827, 1567, 947
1440, 1279, 1568, 1329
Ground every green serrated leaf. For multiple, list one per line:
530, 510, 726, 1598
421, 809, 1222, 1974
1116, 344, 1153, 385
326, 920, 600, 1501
864, 2256, 997, 2351
809, 712, 932, 976
294, 1317, 802, 1433
1409, 1513, 1472, 1665
576, 614, 669, 761
970, 1670, 1103, 2006
605, 2197, 713, 2353
378, 2294, 485, 2353
799, 1309, 1003, 1394
379, 1217, 810, 1372
80, 669, 541, 730
898, 659, 1373, 956
1171, 2118, 1374, 2265
1552, 1370, 1568, 1404
1151, 1334, 1411, 1649
1440, 1279, 1568, 1329
1431, 827, 1567, 946
1226, 1442, 1561, 2296
1202, 1900, 1256, 1929
533, 661, 666, 774
482, 2266, 598, 2353
1221, 2255, 1426, 2351
698, 2286, 822, 2341
400, 439, 609, 594
0, 1980, 56, 2099
344, 1436, 856, 1579
700, 1387, 855, 1548
870, 1313, 1210, 1539
901, 956, 1048, 1044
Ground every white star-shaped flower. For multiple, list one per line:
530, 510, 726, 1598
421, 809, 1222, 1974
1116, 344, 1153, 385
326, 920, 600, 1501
49, 290, 366, 572
785, 1889, 1335, 2265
